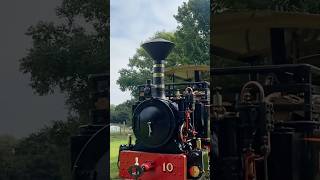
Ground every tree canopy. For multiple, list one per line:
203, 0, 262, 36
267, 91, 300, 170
117, 0, 210, 98
110, 100, 135, 125
4, 0, 109, 179
13, 119, 80, 180
20, 0, 109, 118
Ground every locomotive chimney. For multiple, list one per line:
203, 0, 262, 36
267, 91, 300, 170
142, 38, 175, 98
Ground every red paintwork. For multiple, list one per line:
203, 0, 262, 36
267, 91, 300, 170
119, 150, 187, 180
141, 161, 154, 171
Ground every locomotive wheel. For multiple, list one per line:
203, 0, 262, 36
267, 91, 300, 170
71, 125, 109, 180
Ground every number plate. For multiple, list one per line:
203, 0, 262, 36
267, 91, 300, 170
119, 150, 187, 180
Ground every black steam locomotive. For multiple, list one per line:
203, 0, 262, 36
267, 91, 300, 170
118, 39, 210, 180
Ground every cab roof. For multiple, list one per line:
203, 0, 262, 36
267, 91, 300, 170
213, 11, 320, 64
165, 65, 209, 80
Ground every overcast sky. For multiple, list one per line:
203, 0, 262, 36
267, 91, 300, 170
0, 0, 67, 137
110, 0, 187, 105
0, 1, 188, 137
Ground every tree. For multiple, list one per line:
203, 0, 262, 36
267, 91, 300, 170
12, 118, 80, 180
110, 104, 117, 122
20, 0, 109, 120
0, 135, 17, 180
13, 0, 109, 179
117, 32, 178, 97
117, 0, 210, 97
175, 0, 210, 65
110, 100, 135, 125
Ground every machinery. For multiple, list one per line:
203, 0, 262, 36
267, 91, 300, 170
70, 74, 109, 180
118, 38, 210, 180
211, 11, 320, 180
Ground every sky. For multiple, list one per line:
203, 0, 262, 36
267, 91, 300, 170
0, 0, 187, 137
0, 0, 67, 137
110, 0, 187, 105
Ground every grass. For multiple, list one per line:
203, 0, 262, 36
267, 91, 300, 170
110, 133, 135, 179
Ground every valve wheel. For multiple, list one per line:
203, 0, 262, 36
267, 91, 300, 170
128, 165, 144, 179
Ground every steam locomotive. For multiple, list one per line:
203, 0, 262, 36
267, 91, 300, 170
211, 11, 320, 180
118, 38, 210, 180
71, 74, 109, 180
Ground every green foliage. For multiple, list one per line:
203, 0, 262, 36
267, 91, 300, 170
111, 100, 135, 125
10, 0, 109, 179
117, 32, 177, 97
175, 0, 210, 65
20, 0, 109, 118
117, 0, 210, 97
12, 118, 80, 180
0, 135, 17, 180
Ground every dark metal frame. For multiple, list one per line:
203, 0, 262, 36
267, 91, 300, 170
212, 64, 320, 125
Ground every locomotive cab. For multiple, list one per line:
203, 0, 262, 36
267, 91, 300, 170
118, 38, 210, 180
212, 11, 320, 180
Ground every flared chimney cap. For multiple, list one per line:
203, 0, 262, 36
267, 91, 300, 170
142, 38, 175, 61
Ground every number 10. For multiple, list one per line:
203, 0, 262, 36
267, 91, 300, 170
162, 162, 174, 172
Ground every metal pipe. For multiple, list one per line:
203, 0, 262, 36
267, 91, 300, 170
141, 38, 175, 99
153, 61, 165, 98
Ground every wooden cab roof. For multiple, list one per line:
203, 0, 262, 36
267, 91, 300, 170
165, 65, 209, 80
212, 11, 320, 64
